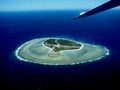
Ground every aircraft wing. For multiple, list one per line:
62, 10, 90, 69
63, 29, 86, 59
73, 0, 120, 19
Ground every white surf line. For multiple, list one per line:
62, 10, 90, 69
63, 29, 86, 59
15, 41, 30, 61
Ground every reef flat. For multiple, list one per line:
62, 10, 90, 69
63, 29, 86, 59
15, 38, 109, 65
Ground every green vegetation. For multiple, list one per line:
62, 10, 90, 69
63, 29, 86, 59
57, 39, 81, 46
44, 38, 81, 52
44, 39, 57, 45
54, 47, 79, 52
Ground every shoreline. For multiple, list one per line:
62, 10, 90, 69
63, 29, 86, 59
42, 38, 84, 52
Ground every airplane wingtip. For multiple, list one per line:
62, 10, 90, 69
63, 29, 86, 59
79, 11, 86, 15
72, 11, 87, 20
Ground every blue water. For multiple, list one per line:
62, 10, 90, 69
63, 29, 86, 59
1, 10, 120, 89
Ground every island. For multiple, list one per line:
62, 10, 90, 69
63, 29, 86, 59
44, 39, 82, 52
15, 38, 109, 65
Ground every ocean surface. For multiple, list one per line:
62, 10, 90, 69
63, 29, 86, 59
1, 10, 120, 89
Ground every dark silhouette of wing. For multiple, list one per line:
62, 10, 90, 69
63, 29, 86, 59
73, 0, 120, 19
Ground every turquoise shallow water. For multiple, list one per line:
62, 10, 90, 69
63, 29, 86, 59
15, 38, 109, 65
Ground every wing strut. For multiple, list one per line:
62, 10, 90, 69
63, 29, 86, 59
73, 0, 120, 19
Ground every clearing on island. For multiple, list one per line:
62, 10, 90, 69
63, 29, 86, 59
15, 38, 109, 65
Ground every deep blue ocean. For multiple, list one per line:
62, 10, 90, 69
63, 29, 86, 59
1, 10, 120, 89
